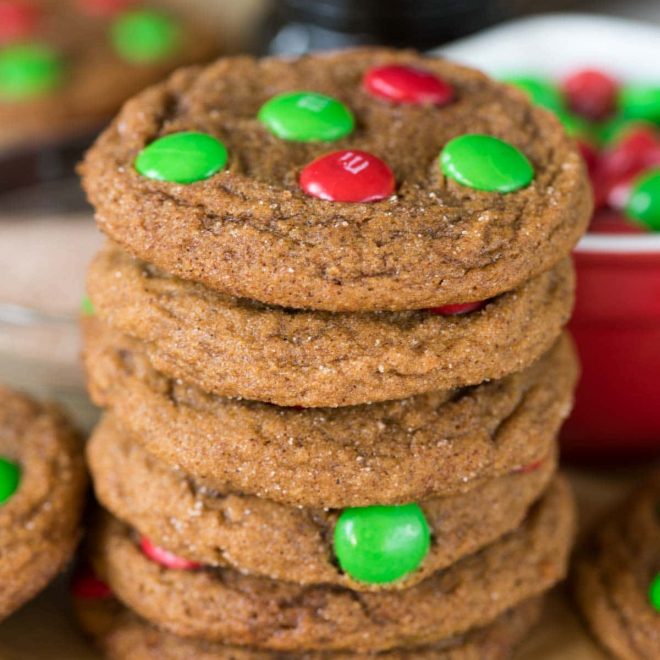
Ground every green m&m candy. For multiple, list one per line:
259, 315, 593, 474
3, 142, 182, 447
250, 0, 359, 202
501, 75, 564, 114
625, 169, 660, 231
135, 131, 228, 184
333, 503, 430, 584
111, 9, 180, 63
649, 572, 660, 612
258, 91, 354, 142
80, 296, 94, 316
440, 134, 534, 193
0, 458, 20, 504
620, 85, 660, 123
0, 44, 64, 100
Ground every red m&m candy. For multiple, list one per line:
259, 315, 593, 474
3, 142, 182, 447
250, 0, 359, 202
562, 69, 618, 120
0, 2, 39, 44
71, 566, 113, 599
363, 64, 454, 106
300, 149, 395, 202
140, 536, 201, 570
427, 301, 487, 316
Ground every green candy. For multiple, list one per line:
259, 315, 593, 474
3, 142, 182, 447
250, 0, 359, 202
258, 91, 354, 142
0, 458, 20, 505
0, 44, 64, 101
111, 9, 180, 63
555, 109, 593, 141
649, 573, 660, 612
80, 296, 95, 316
440, 134, 534, 193
501, 75, 564, 113
620, 85, 660, 123
333, 503, 430, 584
135, 131, 228, 184
625, 169, 660, 231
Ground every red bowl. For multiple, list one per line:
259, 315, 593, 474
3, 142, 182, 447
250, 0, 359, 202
562, 228, 660, 460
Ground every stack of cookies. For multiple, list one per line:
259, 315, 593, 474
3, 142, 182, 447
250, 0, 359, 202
76, 49, 592, 658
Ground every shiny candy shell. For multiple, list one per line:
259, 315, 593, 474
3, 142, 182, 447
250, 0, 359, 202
333, 503, 430, 584
649, 573, 660, 612
134, 131, 228, 184
0, 457, 20, 504
440, 134, 534, 193
258, 91, 354, 142
625, 169, 660, 231
363, 64, 454, 106
300, 150, 395, 202
140, 536, 201, 570
427, 300, 487, 315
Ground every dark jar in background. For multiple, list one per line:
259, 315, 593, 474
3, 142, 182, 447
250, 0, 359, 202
261, 0, 511, 55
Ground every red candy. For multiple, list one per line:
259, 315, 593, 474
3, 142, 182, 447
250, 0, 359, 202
562, 68, 618, 120
514, 459, 544, 475
77, 0, 136, 17
71, 566, 113, 599
592, 127, 660, 209
140, 536, 201, 570
0, 1, 39, 43
300, 150, 395, 203
363, 64, 454, 106
427, 301, 487, 316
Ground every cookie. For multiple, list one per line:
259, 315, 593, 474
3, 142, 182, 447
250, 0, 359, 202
89, 477, 574, 652
0, 385, 86, 620
74, 589, 544, 659
86, 245, 574, 407
83, 319, 576, 507
0, 0, 218, 153
80, 48, 591, 312
87, 414, 556, 591
573, 474, 660, 659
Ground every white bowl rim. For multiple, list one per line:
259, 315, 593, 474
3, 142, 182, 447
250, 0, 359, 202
436, 12, 660, 255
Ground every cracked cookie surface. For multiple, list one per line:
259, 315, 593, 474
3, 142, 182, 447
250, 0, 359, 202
80, 48, 591, 312
87, 414, 556, 591
0, 385, 86, 620
86, 246, 574, 408
573, 474, 660, 659
83, 320, 577, 507
90, 478, 575, 652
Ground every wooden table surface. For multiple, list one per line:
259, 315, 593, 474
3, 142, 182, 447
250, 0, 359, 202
0, 467, 642, 659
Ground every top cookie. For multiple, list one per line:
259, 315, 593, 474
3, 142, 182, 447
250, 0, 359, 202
81, 48, 592, 312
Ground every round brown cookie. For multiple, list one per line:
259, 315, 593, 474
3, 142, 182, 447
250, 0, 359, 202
0, 385, 86, 620
89, 477, 575, 652
80, 48, 591, 312
86, 246, 574, 408
74, 591, 544, 659
83, 320, 576, 508
0, 0, 219, 153
572, 474, 660, 659
87, 415, 557, 591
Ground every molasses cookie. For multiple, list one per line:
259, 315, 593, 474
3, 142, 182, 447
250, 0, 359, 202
86, 246, 574, 407
80, 48, 591, 312
73, 586, 544, 659
89, 477, 575, 652
0, 385, 86, 620
83, 320, 577, 507
87, 415, 556, 591
0, 0, 218, 153
573, 474, 660, 659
